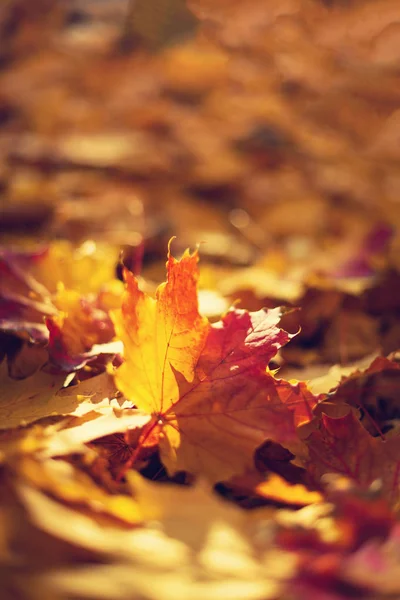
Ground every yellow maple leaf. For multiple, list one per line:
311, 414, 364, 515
112, 243, 210, 416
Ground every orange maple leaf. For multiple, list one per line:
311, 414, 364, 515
112, 243, 316, 482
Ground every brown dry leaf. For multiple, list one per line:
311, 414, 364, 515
322, 310, 380, 364
330, 356, 400, 437
0, 360, 66, 430
305, 408, 400, 509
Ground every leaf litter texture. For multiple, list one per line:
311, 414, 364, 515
1, 240, 400, 600
2, 473, 292, 600
2, 0, 400, 595
3, 469, 400, 600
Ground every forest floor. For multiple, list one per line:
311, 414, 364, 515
1, 1, 400, 599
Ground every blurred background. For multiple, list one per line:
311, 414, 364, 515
1, 0, 400, 370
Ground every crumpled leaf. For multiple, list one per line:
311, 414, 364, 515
46, 320, 123, 372
305, 408, 400, 509
329, 355, 400, 437
46, 284, 123, 372
112, 244, 318, 482
0, 242, 123, 370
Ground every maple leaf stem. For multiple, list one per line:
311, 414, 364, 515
361, 408, 386, 441
116, 417, 160, 482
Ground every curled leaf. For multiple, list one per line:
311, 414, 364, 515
305, 409, 400, 509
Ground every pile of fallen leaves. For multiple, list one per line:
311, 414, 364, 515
1, 240, 400, 600
1, 0, 400, 599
